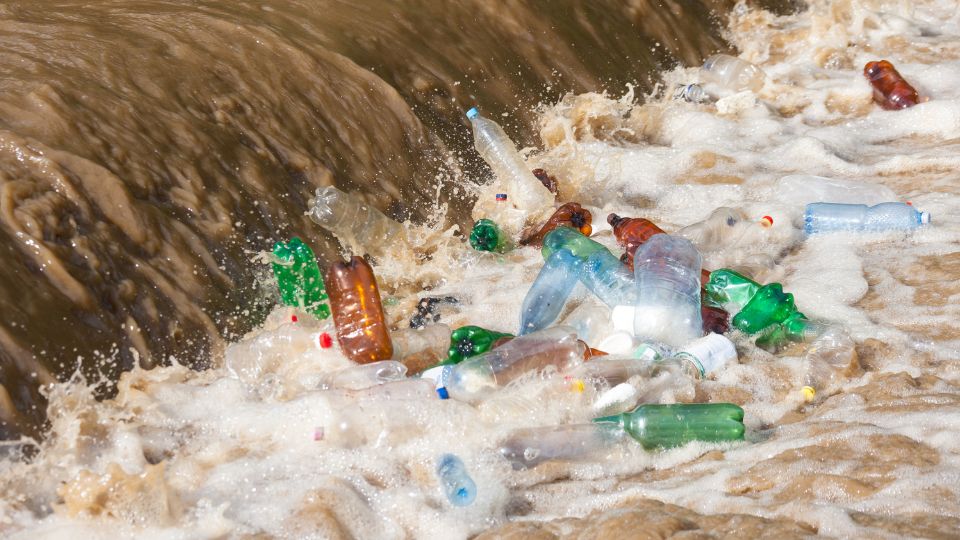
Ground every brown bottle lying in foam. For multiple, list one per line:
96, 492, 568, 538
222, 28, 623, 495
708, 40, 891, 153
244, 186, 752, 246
521, 203, 593, 247
863, 60, 919, 110
326, 256, 393, 364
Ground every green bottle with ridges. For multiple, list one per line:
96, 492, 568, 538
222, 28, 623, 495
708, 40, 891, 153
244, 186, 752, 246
444, 325, 514, 365
731, 282, 801, 334
271, 237, 330, 319
469, 219, 513, 253
594, 403, 745, 450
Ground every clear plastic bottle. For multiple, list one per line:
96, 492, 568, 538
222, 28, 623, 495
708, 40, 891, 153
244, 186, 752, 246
776, 175, 899, 208
436, 454, 477, 506
466, 108, 555, 215
444, 326, 586, 403
499, 423, 623, 470
308, 186, 407, 256
390, 324, 451, 374
519, 249, 583, 335
700, 54, 766, 92
674, 83, 707, 103
676, 207, 753, 253
631, 235, 704, 347
559, 303, 613, 346
800, 328, 856, 403
580, 249, 637, 308
804, 202, 930, 234
318, 361, 408, 390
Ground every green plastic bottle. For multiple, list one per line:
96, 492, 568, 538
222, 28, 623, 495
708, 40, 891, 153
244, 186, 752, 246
704, 269, 760, 311
444, 325, 514, 365
731, 283, 801, 334
469, 219, 513, 253
594, 403, 745, 450
271, 237, 330, 318
540, 227, 609, 260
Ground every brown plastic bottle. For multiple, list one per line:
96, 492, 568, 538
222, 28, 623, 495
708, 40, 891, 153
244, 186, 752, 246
608, 213, 666, 271
701, 304, 730, 335
521, 203, 593, 247
325, 256, 393, 364
863, 60, 919, 110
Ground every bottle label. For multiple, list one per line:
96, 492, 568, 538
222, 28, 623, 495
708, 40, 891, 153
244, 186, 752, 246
671, 352, 706, 379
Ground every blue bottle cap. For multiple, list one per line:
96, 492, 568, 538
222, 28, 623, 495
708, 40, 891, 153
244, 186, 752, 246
436, 387, 449, 400
466, 107, 479, 119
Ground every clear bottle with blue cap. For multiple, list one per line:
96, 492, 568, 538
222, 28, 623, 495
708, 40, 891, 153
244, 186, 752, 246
436, 454, 477, 506
804, 202, 930, 234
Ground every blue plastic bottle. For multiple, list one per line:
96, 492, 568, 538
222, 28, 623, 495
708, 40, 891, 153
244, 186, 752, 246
436, 453, 477, 506
519, 249, 583, 335
804, 202, 930, 234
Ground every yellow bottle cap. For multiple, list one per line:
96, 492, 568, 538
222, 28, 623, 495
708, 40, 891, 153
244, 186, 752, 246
801, 386, 816, 402
570, 379, 585, 393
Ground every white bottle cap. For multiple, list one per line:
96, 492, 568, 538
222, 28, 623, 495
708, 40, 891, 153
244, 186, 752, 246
677, 333, 738, 376
920, 211, 931, 224
610, 305, 636, 333
597, 331, 638, 355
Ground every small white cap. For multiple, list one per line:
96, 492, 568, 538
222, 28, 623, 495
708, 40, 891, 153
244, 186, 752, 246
678, 333, 738, 376
597, 331, 638, 355
610, 305, 636, 333
920, 211, 931, 224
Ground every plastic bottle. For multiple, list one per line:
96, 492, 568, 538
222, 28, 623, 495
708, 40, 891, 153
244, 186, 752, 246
541, 226, 608, 260
731, 282, 801, 334
318, 361, 407, 390
701, 304, 730, 335
445, 326, 514, 366
594, 403, 746, 449
776, 175, 899, 208
499, 424, 622, 470
580, 249, 637, 308
703, 268, 760, 312
630, 234, 704, 347
559, 303, 613, 346
308, 186, 406, 256
531, 168, 560, 194
676, 207, 754, 254
436, 454, 477, 506
608, 213, 666, 270
466, 108, 555, 215
804, 202, 930, 234
521, 203, 593, 248
318, 399, 427, 448
700, 54, 766, 92
800, 329, 856, 403
674, 83, 707, 103
444, 326, 587, 403
469, 219, 513, 253
391, 324, 451, 374
519, 249, 583, 335
325, 256, 393, 364
272, 237, 330, 318
863, 60, 919, 110
754, 315, 834, 352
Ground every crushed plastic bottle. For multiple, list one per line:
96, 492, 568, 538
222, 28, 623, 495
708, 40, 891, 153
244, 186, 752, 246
704, 268, 761, 312
444, 326, 586, 403
732, 282, 801, 334
629, 234, 704, 347
519, 249, 583, 335
674, 83, 707, 103
318, 361, 407, 390
800, 329, 857, 403
445, 326, 514, 366
469, 219, 513, 253
271, 237, 330, 319
863, 60, 919, 110
391, 324, 451, 374
521, 203, 593, 247
700, 54, 766, 92
594, 402, 746, 450
308, 186, 406, 256
804, 202, 930, 234
776, 175, 899, 208
436, 454, 477, 506
326, 256, 393, 364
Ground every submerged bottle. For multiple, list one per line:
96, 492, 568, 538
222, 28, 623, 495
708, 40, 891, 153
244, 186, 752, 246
700, 54, 766, 92
776, 175, 899, 208
531, 168, 560, 195
519, 249, 583, 335
308, 186, 406, 256
541, 226, 607, 260
436, 454, 477, 506
542, 227, 636, 308
445, 326, 514, 366
864, 60, 919, 110
318, 360, 407, 390
594, 403, 746, 450
391, 324, 451, 374
521, 203, 593, 247
630, 234, 704, 347
676, 207, 754, 254
325, 256, 393, 364
701, 304, 730, 335
444, 326, 586, 403
559, 303, 613, 346
804, 202, 930, 234
466, 107, 555, 214
272, 237, 330, 318
469, 219, 513, 253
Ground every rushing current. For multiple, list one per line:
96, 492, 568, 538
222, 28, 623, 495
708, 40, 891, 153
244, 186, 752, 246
4, 0, 960, 538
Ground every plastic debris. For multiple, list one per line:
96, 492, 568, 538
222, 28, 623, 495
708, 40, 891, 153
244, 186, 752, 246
700, 54, 766, 92
436, 454, 477, 506
521, 203, 593, 247
804, 202, 930, 234
308, 185, 406, 256
864, 60, 919, 110
271, 237, 330, 319
326, 256, 393, 364
469, 219, 513, 253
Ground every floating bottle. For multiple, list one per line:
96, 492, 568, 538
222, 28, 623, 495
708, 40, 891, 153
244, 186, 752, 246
800, 329, 857, 403
700, 54, 766, 92
445, 326, 514, 366
629, 234, 704, 347
391, 324, 451, 374
436, 454, 477, 506
701, 304, 730, 335
559, 303, 613, 346
863, 60, 919, 110
521, 203, 593, 247
608, 213, 666, 270
318, 361, 407, 390
731, 282, 802, 334
466, 107, 555, 215
499, 424, 621, 470
776, 175, 899, 208
325, 256, 393, 364
676, 207, 756, 254
308, 186, 406, 256
594, 403, 745, 450
753, 314, 832, 352
469, 219, 513, 253
318, 399, 427, 448
703, 268, 760, 312
804, 202, 930, 234
541, 227, 636, 308
271, 237, 330, 318
519, 249, 583, 335
674, 83, 707, 103
541, 226, 608, 260
444, 326, 586, 403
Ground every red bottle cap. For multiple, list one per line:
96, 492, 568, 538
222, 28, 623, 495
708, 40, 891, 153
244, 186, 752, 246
291, 314, 299, 323
319, 333, 333, 348
760, 215, 774, 227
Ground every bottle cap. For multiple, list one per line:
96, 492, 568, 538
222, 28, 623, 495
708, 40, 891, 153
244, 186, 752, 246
466, 107, 479, 119
919, 211, 931, 224
597, 331, 637, 355
801, 386, 816, 402
760, 215, 773, 227
610, 305, 635, 333
677, 333, 737, 376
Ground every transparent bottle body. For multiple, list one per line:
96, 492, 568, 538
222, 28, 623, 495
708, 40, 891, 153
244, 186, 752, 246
318, 360, 408, 390
700, 54, 766, 92
559, 302, 613, 346
581, 250, 637, 308
468, 112, 554, 212
390, 324, 451, 372
436, 454, 477, 506
676, 207, 752, 253
499, 424, 623, 470
804, 202, 928, 234
520, 249, 582, 335
308, 186, 406, 254
800, 328, 856, 403
674, 83, 707, 103
776, 175, 899, 208
632, 235, 703, 347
